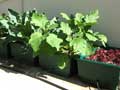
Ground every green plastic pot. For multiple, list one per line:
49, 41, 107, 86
77, 59, 120, 90
39, 43, 77, 77
11, 43, 34, 65
0, 38, 7, 58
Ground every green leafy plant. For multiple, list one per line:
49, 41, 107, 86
0, 9, 63, 57
0, 9, 36, 45
28, 11, 63, 56
0, 9, 107, 61
0, 13, 9, 38
59, 10, 107, 57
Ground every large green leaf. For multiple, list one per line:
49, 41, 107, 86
46, 33, 63, 51
66, 36, 72, 42
57, 54, 69, 70
73, 29, 84, 38
31, 13, 48, 30
29, 32, 43, 56
74, 13, 84, 25
46, 17, 58, 30
60, 12, 70, 20
0, 19, 9, 29
8, 9, 19, 24
22, 12, 29, 25
85, 10, 99, 25
60, 22, 72, 35
70, 38, 94, 56
86, 32, 98, 41
97, 34, 107, 46
70, 38, 83, 54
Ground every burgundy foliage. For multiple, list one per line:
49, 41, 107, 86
87, 49, 120, 66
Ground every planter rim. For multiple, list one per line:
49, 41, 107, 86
76, 58, 120, 70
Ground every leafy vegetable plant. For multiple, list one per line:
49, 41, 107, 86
28, 11, 63, 56
0, 13, 9, 38
0, 9, 108, 59
0, 9, 35, 45
59, 10, 107, 57
87, 48, 120, 66
0, 9, 63, 57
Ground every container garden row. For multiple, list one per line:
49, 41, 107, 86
0, 9, 119, 90
0, 9, 76, 76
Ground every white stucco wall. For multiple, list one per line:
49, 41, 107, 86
0, 0, 120, 47
0, 0, 22, 13
23, 0, 120, 47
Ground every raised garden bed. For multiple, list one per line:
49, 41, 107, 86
77, 58, 120, 90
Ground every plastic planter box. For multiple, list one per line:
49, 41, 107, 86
0, 38, 7, 58
10, 43, 34, 65
39, 43, 77, 77
77, 59, 120, 90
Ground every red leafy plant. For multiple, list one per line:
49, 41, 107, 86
87, 48, 120, 66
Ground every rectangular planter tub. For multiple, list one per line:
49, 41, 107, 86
10, 42, 34, 65
77, 59, 120, 90
39, 43, 77, 77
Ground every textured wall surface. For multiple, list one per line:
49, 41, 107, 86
0, 0, 22, 13
0, 0, 120, 47
23, 0, 120, 47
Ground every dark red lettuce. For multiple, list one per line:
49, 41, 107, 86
87, 49, 120, 66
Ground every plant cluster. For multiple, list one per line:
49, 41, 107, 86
0, 9, 108, 59
59, 10, 107, 57
87, 48, 120, 66
0, 9, 35, 44
0, 9, 61, 56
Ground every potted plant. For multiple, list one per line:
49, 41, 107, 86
77, 48, 120, 90
58, 10, 119, 89
58, 10, 107, 76
63, 10, 120, 90
0, 9, 35, 64
28, 11, 72, 76
59, 10, 107, 57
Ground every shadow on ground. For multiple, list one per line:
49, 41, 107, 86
0, 58, 104, 90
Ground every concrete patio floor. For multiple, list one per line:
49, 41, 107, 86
0, 67, 97, 90
0, 68, 60, 90
0, 58, 108, 90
